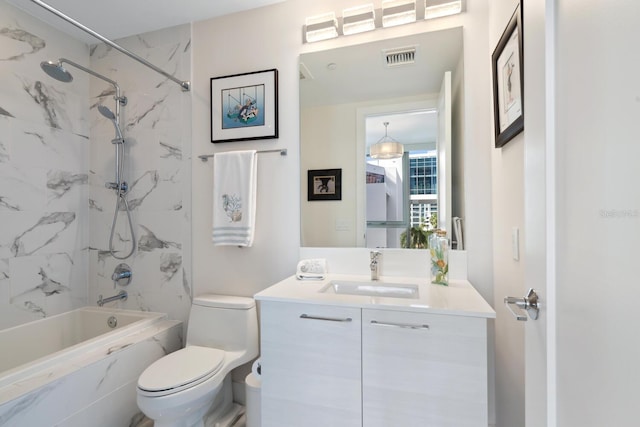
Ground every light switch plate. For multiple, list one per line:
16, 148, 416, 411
512, 227, 520, 261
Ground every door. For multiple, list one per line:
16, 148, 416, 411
530, 1, 640, 426
437, 71, 452, 232
501, 1, 554, 426
522, 0, 552, 425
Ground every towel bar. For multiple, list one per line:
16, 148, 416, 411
198, 148, 287, 162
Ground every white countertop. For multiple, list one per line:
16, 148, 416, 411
255, 274, 496, 319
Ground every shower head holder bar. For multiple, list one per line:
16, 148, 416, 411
30, 0, 191, 92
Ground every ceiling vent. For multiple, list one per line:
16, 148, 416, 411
383, 46, 416, 67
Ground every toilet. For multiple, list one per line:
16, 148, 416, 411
136, 294, 259, 427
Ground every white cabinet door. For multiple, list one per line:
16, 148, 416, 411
260, 301, 362, 427
362, 309, 488, 427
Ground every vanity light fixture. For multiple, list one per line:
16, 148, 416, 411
342, 4, 376, 36
382, 0, 417, 28
302, 1, 464, 44
370, 122, 404, 159
424, 0, 463, 20
305, 12, 339, 43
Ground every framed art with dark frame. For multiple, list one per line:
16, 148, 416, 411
210, 69, 279, 143
307, 169, 342, 201
492, 5, 524, 148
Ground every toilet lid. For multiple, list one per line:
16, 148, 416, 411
138, 346, 225, 393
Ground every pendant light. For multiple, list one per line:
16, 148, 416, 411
370, 121, 404, 159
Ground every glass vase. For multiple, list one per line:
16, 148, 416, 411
429, 230, 449, 286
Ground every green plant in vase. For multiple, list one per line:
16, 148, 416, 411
400, 213, 438, 249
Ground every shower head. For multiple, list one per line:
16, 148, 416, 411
41, 58, 125, 105
98, 104, 123, 140
98, 104, 116, 121
40, 60, 73, 83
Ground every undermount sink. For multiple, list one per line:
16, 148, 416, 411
321, 280, 419, 299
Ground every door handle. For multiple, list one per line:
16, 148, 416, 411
504, 288, 539, 321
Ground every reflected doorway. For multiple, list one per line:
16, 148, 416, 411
365, 110, 439, 248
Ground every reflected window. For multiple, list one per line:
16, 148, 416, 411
409, 154, 437, 195
409, 150, 438, 229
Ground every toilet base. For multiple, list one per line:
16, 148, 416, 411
140, 376, 241, 427
204, 402, 245, 427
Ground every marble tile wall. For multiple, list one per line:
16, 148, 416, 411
88, 24, 193, 325
1, 0, 192, 331
0, 0, 90, 329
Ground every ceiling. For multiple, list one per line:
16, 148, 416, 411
300, 27, 462, 149
299, 28, 462, 109
8, 0, 286, 43
366, 110, 438, 151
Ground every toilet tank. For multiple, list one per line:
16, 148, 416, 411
186, 294, 258, 354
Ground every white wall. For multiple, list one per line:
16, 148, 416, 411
456, 0, 493, 309
300, 101, 360, 247
191, 2, 302, 298
191, 0, 493, 310
554, 1, 640, 425
300, 94, 433, 247
192, 1, 494, 421
489, 1, 526, 426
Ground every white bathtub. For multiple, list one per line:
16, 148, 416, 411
0, 307, 182, 427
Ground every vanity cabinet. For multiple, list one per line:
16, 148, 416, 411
362, 309, 488, 427
260, 301, 489, 427
260, 301, 362, 427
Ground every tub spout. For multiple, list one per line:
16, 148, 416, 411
98, 290, 127, 307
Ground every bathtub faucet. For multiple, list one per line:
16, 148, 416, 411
98, 290, 128, 307
111, 263, 132, 288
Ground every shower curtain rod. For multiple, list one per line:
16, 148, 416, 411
29, 0, 191, 91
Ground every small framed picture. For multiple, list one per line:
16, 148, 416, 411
492, 5, 524, 148
307, 169, 342, 201
210, 69, 278, 143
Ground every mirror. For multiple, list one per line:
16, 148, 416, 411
300, 27, 463, 248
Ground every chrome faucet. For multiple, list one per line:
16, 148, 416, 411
370, 251, 381, 281
97, 290, 128, 307
111, 263, 132, 287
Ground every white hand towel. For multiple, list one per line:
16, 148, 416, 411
296, 258, 328, 280
212, 150, 257, 246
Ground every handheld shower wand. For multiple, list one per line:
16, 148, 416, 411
98, 104, 123, 140
98, 105, 125, 192
96, 104, 135, 260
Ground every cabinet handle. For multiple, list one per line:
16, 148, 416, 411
300, 314, 353, 322
370, 320, 430, 330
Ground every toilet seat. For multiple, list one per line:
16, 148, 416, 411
137, 346, 225, 397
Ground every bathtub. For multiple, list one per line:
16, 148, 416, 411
0, 307, 182, 427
